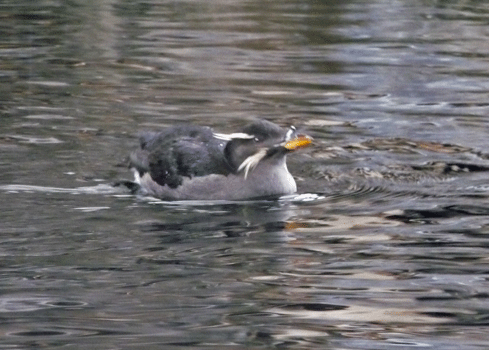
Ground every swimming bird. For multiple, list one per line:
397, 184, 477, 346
129, 119, 312, 200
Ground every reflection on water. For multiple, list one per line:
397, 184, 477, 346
2, 0, 489, 349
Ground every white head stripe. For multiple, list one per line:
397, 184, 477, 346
237, 148, 267, 179
285, 126, 296, 141
213, 133, 255, 141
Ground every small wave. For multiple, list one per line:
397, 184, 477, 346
280, 193, 326, 202
316, 178, 395, 201
0, 184, 119, 195
73, 207, 111, 212
4, 135, 63, 144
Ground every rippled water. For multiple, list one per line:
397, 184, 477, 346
2, 0, 489, 349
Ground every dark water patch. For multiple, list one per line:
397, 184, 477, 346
446, 204, 489, 216
45, 300, 87, 308
386, 204, 489, 224
281, 303, 347, 312
12, 329, 67, 337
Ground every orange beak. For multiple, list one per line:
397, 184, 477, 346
283, 134, 313, 151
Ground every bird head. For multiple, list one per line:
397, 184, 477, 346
216, 120, 312, 179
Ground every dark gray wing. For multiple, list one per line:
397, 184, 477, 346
130, 125, 233, 188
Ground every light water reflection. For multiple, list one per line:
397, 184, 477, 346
2, 0, 489, 349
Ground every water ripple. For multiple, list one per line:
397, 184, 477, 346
0, 184, 119, 195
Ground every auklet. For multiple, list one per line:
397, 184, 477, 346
129, 119, 312, 200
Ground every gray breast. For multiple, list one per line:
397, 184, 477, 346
135, 157, 296, 200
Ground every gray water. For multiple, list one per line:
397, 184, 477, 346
2, 0, 489, 349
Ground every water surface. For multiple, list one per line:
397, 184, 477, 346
2, 0, 489, 349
